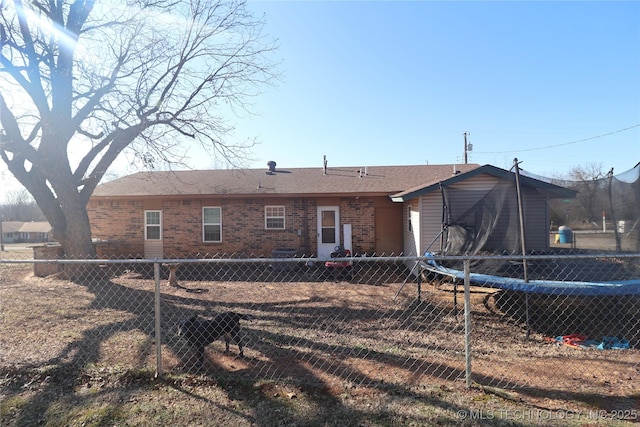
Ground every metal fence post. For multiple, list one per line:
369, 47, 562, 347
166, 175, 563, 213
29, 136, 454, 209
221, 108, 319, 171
464, 258, 472, 389
154, 261, 163, 378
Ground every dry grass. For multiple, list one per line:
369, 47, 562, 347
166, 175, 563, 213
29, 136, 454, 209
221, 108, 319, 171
1, 246, 639, 426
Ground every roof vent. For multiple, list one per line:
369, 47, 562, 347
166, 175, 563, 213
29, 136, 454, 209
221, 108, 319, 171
267, 160, 276, 173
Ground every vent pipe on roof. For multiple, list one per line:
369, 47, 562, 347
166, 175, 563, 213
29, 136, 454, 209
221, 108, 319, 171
267, 160, 276, 173
323, 155, 327, 175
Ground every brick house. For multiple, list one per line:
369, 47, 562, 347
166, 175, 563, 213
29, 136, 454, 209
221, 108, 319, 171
87, 163, 573, 259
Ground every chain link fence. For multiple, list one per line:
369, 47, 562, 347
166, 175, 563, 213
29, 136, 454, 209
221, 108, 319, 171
1, 249, 639, 396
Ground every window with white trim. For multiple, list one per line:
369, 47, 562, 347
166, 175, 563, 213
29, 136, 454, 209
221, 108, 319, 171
145, 210, 162, 240
203, 207, 222, 242
407, 205, 412, 232
265, 205, 285, 230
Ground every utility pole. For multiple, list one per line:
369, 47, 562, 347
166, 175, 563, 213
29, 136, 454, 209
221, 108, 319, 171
463, 132, 472, 164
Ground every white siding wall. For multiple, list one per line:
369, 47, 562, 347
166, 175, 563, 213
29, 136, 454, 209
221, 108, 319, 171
144, 240, 164, 258
402, 200, 421, 256
420, 192, 445, 254
417, 174, 551, 254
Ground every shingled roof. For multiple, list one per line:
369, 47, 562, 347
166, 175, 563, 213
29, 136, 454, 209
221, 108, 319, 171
18, 221, 52, 233
391, 164, 578, 201
92, 164, 482, 198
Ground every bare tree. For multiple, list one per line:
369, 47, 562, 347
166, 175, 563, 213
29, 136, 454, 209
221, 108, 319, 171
0, 0, 277, 257
2, 187, 45, 221
567, 162, 607, 223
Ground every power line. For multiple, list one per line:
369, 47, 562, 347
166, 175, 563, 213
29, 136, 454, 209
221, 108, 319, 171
476, 124, 640, 154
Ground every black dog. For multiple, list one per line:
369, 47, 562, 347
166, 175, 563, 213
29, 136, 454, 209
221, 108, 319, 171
177, 312, 249, 368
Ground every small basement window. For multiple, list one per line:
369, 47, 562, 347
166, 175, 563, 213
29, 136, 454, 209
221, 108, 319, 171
265, 205, 285, 230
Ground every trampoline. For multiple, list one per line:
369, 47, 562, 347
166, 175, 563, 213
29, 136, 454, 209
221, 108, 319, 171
410, 161, 640, 341
418, 254, 640, 342
420, 256, 640, 296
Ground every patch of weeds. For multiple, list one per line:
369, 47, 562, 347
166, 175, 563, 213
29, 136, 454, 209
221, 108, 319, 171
136, 336, 155, 352
118, 367, 157, 386
381, 344, 405, 355
472, 392, 494, 403
48, 401, 126, 427
0, 395, 30, 419
124, 395, 180, 426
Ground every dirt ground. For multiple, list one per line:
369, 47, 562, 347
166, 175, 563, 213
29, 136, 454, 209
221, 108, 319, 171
1, 245, 639, 425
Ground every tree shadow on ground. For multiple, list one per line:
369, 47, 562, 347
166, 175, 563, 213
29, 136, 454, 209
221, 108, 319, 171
2, 260, 639, 426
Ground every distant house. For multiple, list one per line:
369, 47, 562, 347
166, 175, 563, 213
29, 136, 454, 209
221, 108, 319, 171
1, 221, 52, 243
87, 163, 575, 259
19, 221, 53, 243
1, 221, 23, 243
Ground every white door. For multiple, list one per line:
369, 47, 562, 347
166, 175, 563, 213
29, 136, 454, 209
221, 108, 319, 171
317, 206, 340, 259
144, 210, 164, 258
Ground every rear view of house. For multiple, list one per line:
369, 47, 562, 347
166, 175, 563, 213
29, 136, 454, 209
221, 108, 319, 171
87, 163, 574, 259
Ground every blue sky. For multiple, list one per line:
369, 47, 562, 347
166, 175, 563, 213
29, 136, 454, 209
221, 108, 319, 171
1, 1, 639, 203
205, 0, 639, 177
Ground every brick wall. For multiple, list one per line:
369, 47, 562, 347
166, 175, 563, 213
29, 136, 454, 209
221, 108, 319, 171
87, 199, 145, 256
161, 198, 311, 256
341, 197, 376, 254
87, 196, 387, 258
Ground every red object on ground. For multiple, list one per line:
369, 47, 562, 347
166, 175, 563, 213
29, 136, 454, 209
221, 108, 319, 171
325, 249, 351, 268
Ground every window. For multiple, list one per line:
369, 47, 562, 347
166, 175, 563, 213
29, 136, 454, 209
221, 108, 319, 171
203, 207, 222, 242
145, 210, 161, 240
265, 205, 285, 230
320, 208, 337, 243
407, 205, 412, 232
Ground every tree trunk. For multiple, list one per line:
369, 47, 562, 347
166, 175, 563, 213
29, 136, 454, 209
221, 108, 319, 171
50, 205, 96, 281
53, 209, 96, 259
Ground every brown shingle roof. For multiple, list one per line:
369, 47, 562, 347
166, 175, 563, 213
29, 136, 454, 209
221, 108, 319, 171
1, 221, 23, 233
18, 221, 52, 233
391, 164, 578, 201
92, 164, 481, 198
